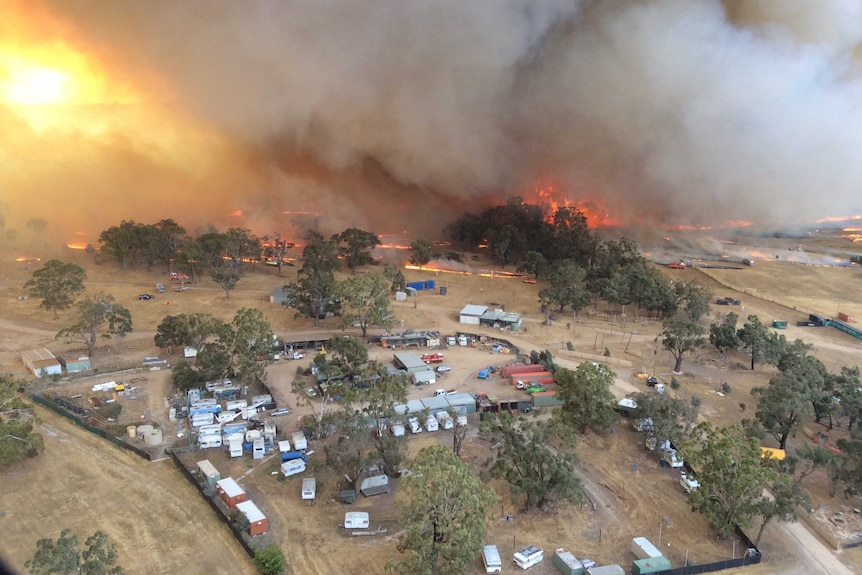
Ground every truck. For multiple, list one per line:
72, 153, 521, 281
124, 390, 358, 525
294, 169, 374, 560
668, 262, 686, 270
421, 353, 445, 364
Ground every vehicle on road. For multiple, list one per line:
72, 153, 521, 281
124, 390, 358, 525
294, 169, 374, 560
436, 365, 452, 373
138, 294, 155, 300
270, 408, 290, 417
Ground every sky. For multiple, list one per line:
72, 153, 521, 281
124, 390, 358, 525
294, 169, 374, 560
3, 0, 862, 249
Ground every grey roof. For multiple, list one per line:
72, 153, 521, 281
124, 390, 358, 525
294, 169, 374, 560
394, 352, 426, 370
460, 304, 488, 316
480, 309, 522, 324
421, 396, 451, 411
445, 393, 476, 407
406, 399, 425, 414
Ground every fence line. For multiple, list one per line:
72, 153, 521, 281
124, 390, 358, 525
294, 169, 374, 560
165, 448, 257, 558
29, 393, 153, 461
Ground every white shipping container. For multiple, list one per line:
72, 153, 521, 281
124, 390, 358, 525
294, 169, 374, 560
631, 537, 663, 560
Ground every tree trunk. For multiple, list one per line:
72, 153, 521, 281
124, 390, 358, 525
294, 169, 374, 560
779, 432, 788, 451
674, 354, 684, 373
755, 516, 773, 548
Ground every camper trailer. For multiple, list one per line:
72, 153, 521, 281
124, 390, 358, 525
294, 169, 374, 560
513, 545, 544, 570
344, 511, 370, 529
435, 411, 454, 430
424, 414, 439, 432
281, 458, 306, 477
482, 545, 503, 574
292, 431, 308, 451
301, 477, 316, 500
408, 417, 422, 434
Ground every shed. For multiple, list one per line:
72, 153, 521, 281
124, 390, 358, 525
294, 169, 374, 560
21, 348, 62, 377
301, 477, 316, 500
421, 396, 450, 412
393, 352, 428, 373
632, 556, 672, 575
459, 304, 488, 325
412, 369, 436, 386
405, 399, 426, 414
216, 477, 248, 509
552, 548, 585, 575
358, 471, 391, 497
631, 537, 662, 560
446, 392, 477, 414
532, 390, 564, 408
196, 459, 221, 490
344, 511, 369, 529
269, 286, 292, 304
236, 500, 268, 535
480, 308, 523, 330
58, 356, 91, 373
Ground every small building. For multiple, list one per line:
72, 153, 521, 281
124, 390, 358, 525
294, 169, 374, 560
358, 470, 391, 497
21, 348, 63, 377
216, 477, 248, 509
480, 308, 523, 331
445, 392, 477, 414
552, 548, 585, 575
459, 304, 488, 325
631, 537, 663, 560
631, 556, 672, 575
393, 352, 429, 374
58, 356, 91, 373
269, 286, 292, 304
586, 566, 625, 575
412, 369, 436, 386
236, 500, 268, 535
196, 460, 221, 490
421, 395, 450, 413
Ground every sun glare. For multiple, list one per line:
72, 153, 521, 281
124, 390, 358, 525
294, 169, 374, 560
1, 58, 70, 105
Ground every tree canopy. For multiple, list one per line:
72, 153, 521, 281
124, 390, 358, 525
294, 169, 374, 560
555, 362, 617, 434
24, 260, 87, 319
57, 293, 132, 357
661, 316, 706, 373
388, 444, 496, 575
336, 274, 396, 338
287, 231, 340, 326
408, 239, 434, 270
335, 227, 380, 273
26, 529, 125, 575
481, 414, 583, 511
1, 376, 44, 468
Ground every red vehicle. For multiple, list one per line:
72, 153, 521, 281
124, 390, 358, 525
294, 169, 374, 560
422, 353, 445, 364
668, 262, 686, 270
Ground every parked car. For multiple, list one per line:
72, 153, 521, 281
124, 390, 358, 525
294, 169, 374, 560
175, 285, 190, 292
270, 408, 290, 417
436, 365, 452, 373
306, 388, 317, 398
138, 294, 155, 300
646, 376, 659, 387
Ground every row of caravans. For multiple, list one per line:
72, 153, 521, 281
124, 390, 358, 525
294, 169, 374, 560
398, 411, 467, 435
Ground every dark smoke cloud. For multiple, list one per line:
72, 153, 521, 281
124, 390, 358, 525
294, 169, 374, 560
8, 0, 862, 245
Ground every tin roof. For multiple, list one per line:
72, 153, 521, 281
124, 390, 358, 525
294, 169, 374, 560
236, 500, 266, 523
460, 304, 488, 316
216, 477, 245, 498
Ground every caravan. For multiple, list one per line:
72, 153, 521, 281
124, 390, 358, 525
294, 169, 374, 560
292, 431, 308, 451
301, 477, 316, 500
408, 417, 422, 434
513, 545, 544, 570
281, 458, 306, 477
482, 545, 502, 574
424, 414, 439, 432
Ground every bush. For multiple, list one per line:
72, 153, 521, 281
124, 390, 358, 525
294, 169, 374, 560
690, 396, 702, 407
253, 544, 286, 575
721, 382, 732, 394
230, 509, 250, 533
603, 347, 611, 357
566, 341, 574, 351
670, 377, 680, 390
739, 402, 747, 411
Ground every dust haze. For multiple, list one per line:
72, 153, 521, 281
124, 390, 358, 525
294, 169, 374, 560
4, 0, 862, 250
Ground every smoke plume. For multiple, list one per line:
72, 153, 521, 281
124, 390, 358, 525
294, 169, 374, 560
4, 0, 862, 247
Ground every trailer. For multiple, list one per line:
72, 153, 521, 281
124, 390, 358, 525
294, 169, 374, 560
281, 458, 306, 477
344, 511, 369, 529
301, 477, 316, 500
552, 548, 585, 575
281, 450, 308, 463
424, 414, 439, 432
292, 431, 308, 451
191, 412, 215, 427
228, 434, 243, 458
513, 545, 544, 570
435, 411, 454, 430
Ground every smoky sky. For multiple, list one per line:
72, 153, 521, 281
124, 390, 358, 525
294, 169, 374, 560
6, 0, 862, 244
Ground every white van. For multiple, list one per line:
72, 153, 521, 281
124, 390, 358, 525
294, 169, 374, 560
344, 511, 369, 529
482, 545, 502, 574
513, 545, 543, 570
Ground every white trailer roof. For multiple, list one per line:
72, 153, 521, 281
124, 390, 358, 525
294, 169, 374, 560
236, 500, 266, 523
196, 459, 219, 478
216, 477, 245, 498
459, 304, 488, 316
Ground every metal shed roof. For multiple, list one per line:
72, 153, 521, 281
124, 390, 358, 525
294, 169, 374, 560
421, 396, 450, 411
22, 348, 57, 362
460, 304, 488, 316
394, 352, 426, 370
445, 393, 476, 407
405, 399, 425, 414
236, 500, 266, 523
216, 477, 245, 498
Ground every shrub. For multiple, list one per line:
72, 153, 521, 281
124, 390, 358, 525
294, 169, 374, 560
230, 509, 250, 533
690, 395, 702, 407
721, 382, 732, 394
670, 377, 680, 390
603, 347, 611, 357
566, 341, 574, 351
253, 544, 286, 575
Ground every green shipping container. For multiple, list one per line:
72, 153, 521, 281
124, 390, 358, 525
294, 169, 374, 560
632, 556, 672, 575
552, 548, 584, 575
532, 390, 564, 408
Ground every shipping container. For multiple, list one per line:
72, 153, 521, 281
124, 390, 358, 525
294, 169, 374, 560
501, 364, 549, 378
532, 391, 564, 408
216, 477, 247, 509
631, 537, 663, 560
631, 556, 672, 575
838, 312, 855, 323
586, 566, 625, 575
552, 548, 585, 575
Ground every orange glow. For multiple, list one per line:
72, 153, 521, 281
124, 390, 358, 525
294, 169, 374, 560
230, 210, 243, 217
16, 256, 41, 263
378, 244, 411, 250
817, 214, 862, 224
404, 264, 524, 279
66, 243, 87, 250
529, 183, 621, 228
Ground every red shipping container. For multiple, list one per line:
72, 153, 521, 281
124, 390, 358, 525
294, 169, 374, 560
501, 364, 549, 378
